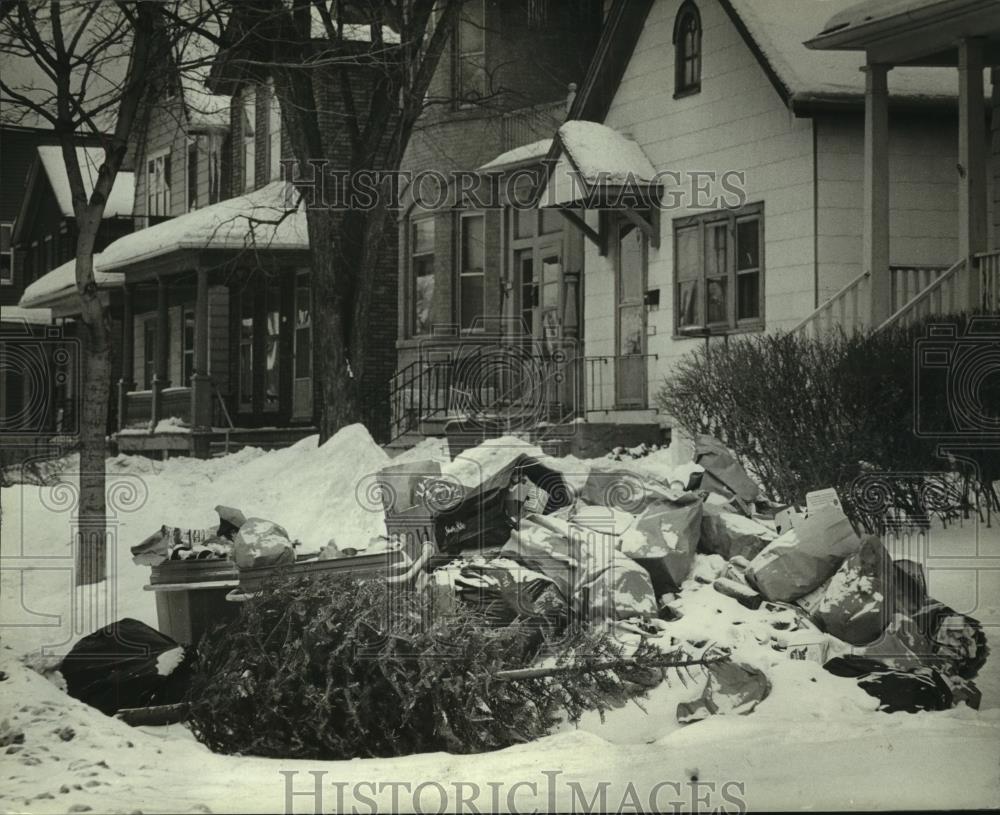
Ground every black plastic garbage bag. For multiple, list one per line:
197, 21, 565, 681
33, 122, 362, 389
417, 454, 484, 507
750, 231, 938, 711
60, 619, 191, 716
911, 601, 990, 680
823, 655, 957, 713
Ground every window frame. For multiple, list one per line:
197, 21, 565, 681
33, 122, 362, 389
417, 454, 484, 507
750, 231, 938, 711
673, 0, 702, 99
242, 85, 257, 193
453, 0, 487, 108
187, 136, 199, 212
672, 202, 765, 336
457, 211, 486, 332
143, 318, 157, 390
208, 133, 222, 205
0, 222, 13, 285
182, 307, 195, 384
293, 269, 312, 380
410, 215, 436, 337
43, 235, 54, 274
146, 148, 172, 218
266, 78, 283, 182
508, 205, 565, 339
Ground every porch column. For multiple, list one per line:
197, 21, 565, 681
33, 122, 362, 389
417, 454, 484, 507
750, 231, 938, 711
190, 266, 212, 429
958, 38, 987, 310
117, 283, 134, 431
150, 276, 168, 430
862, 63, 892, 326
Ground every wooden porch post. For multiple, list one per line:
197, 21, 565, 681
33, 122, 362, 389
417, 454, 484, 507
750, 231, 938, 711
958, 38, 987, 310
117, 283, 134, 431
863, 63, 892, 326
150, 275, 168, 430
190, 266, 212, 429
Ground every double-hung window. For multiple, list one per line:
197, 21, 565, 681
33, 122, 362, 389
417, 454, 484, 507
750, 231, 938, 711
455, 0, 486, 105
182, 308, 195, 383
411, 217, 435, 336
267, 79, 282, 181
674, 203, 763, 333
0, 223, 13, 285
242, 86, 256, 192
458, 213, 485, 330
673, 1, 702, 97
208, 134, 222, 204
147, 150, 171, 217
187, 137, 199, 211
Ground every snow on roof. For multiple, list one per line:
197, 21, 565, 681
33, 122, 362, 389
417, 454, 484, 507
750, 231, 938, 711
182, 76, 232, 130
98, 181, 308, 273
727, 0, 962, 102
36, 146, 134, 218
0, 305, 53, 326
175, 30, 231, 130
817, 0, 963, 38
557, 121, 657, 184
19, 255, 123, 310
478, 139, 554, 171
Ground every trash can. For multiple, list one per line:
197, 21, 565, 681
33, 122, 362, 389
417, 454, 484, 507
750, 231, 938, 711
234, 550, 406, 596
144, 559, 240, 645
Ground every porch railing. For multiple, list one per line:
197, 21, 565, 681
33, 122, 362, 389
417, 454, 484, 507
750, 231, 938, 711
977, 249, 1000, 312
387, 344, 583, 443
791, 270, 870, 338
584, 354, 657, 413
890, 264, 948, 312
877, 257, 967, 332
121, 386, 193, 429
389, 359, 454, 442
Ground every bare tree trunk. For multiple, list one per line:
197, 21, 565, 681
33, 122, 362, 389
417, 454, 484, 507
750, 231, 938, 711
73, 227, 110, 586
309, 208, 361, 442
310, 202, 395, 443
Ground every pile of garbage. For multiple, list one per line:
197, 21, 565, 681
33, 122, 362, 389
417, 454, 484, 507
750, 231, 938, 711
80, 432, 986, 725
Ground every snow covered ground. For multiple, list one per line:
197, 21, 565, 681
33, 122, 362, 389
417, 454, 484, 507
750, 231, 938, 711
2, 425, 999, 813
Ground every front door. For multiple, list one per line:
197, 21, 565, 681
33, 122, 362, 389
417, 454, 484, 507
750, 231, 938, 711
615, 222, 647, 408
234, 271, 312, 426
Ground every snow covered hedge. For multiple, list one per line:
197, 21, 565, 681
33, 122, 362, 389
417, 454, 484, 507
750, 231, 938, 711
185, 573, 663, 760
656, 313, 999, 530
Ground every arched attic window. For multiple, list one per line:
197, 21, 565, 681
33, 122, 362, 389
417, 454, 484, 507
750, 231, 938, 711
673, 1, 702, 97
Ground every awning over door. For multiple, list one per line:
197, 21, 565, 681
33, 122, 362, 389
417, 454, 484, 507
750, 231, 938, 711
539, 121, 661, 252
540, 121, 659, 208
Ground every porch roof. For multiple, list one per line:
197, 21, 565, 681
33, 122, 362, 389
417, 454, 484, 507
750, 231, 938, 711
806, 0, 1000, 65
20, 181, 309, 310
540, 121, 659, 208
0, 305, 53, 326
19, 254, 121, 311
37, 146, 135, 218
98, 180, 308, 274
478, 138, 553, 172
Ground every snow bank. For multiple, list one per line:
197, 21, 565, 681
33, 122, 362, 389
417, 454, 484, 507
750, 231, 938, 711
0, 424, 390, 655
2, 432, 1000, 812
